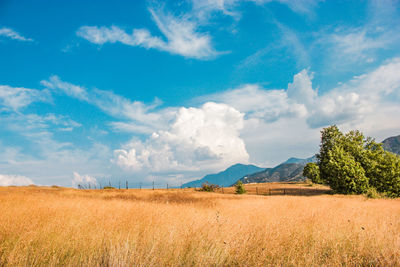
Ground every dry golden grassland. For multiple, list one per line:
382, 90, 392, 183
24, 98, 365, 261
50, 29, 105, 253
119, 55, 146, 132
0, 184, 399, 266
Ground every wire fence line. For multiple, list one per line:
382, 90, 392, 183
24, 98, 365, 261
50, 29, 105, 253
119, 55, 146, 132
76, 181, 332, 196
76, 180, 191, 190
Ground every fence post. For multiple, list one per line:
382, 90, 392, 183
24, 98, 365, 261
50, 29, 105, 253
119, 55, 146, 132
119, 181, 121, 190
256, 187, 258, 195
167, 183, 169, 190
284, 189, 286, 195
126, 180, 128, 190
153, 181, 155, 190
140, 182, 142, 190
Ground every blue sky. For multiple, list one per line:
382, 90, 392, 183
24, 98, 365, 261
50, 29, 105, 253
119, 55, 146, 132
1, 0, 400, 187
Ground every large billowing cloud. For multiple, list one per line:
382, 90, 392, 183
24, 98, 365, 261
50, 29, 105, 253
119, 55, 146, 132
197, 83, 308, 123
197, 58, 400, 165
114, 102, 249, 173
204, 58, 400, 130
0, 174, 33, 186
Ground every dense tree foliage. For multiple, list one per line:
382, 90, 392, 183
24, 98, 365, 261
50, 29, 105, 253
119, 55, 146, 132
303, 163, 321, 184
304, 125, 400, 197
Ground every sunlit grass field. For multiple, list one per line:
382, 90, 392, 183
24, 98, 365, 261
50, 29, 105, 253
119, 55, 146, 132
1, 184, 399, 266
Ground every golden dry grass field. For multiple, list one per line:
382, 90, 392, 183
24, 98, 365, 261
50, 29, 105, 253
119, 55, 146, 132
0, 184, 399, 266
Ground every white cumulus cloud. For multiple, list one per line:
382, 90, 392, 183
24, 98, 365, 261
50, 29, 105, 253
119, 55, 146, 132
197, 84, 308, 122
194, 58, 400, 166
114, 102, 249, 173
0, 174, 34, 186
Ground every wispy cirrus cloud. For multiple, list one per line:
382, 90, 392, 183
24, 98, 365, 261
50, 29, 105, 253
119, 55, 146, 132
316, 0, 400, 69
75, 0, 321, 59
0, 85, 50, 112
191, 0, 322, 18
41, 75, 88, 101
0, 27, 33, 42
40, 75, 169, 133
77, 8, 220, 59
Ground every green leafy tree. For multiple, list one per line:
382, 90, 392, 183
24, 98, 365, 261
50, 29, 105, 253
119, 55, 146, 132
317, 125, 343, 182
303, 162, 321, 184
370, 151, 400, 197
325, 145, 369, 194
235, 181, 246, 194
316, 125, 400, 197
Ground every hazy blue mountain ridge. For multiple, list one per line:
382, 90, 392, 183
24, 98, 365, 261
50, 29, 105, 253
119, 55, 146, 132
182, 163, 265, 188
382, 135, 400, 155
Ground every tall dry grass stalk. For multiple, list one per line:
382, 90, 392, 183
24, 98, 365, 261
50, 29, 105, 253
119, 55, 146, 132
0, 186, 399, 266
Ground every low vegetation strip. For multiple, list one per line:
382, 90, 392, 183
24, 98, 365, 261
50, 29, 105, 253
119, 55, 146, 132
201, 182, 332, 196
0, 186, 399, 266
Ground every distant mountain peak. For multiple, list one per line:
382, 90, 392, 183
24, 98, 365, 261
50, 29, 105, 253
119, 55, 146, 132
182, 163, 264, 188
382, 135, 400, 155
283, 155, 316, 165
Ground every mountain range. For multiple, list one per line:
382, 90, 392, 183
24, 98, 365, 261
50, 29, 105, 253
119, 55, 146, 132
182, 163, 264, 188
382, 135, 400, 155
239, 156, 316, 185
282, 155, 317, 165
183, 134, 399, 188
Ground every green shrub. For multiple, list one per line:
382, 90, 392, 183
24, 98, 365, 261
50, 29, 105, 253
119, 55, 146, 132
235, 181, 246, 194
103, 186, 116, 190
365, 187, 380, 199
200, 182, 220, 192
